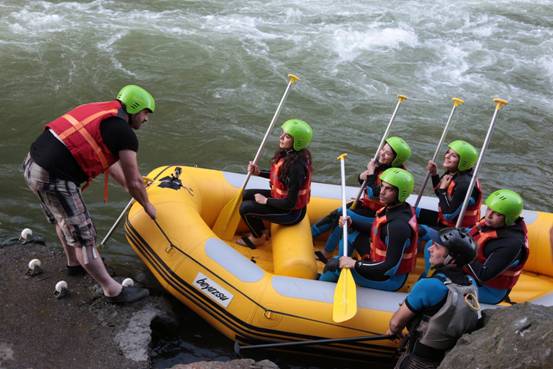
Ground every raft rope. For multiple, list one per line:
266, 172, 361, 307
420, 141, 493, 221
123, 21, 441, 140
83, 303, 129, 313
153, 218, 177, 253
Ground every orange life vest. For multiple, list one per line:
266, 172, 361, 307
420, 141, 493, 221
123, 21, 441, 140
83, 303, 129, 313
467, 219, 529, 290
437, 173, 482, 227
370, 204, 419, 275
269, 157, 312, 210
46, 100, 128, 202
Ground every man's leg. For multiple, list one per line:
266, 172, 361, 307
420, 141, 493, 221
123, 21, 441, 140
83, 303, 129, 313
55, 224, 79, 267
74, 245, 121, 297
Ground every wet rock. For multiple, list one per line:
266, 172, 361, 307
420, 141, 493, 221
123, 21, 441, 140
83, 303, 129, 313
440, 303, 553, 369
0, 241, 176, 369
114, 301, 177, 362
168, 358, 279, 369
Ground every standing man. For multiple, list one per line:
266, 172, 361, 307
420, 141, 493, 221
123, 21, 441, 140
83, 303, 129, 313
23, 85, 156, 303
465, 189, 529, 304
387, 228, 480, 369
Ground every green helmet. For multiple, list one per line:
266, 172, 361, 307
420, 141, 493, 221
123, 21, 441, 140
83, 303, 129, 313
379, 168, 414, 203
281, 119, 313, 151
485, 189, 523, 226
385, 136, 412, 167
448, 140, 477, 172
116, 85, 156, 114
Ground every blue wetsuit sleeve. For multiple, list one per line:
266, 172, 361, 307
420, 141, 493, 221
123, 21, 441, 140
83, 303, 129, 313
405, 278, 448, 313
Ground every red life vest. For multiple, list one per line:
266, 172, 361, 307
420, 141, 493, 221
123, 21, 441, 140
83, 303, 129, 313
269, 157, 312, 210
369, 204, 419, 275
46, 100, 128, 202
437, 174, 482, 227
467, 219, 529, 290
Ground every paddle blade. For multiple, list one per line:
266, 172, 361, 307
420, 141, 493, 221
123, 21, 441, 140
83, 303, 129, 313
332, 268, 357, 322
212, 191, 243, 240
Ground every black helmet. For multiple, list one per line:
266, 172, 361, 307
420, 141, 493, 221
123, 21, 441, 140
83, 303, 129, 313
438, 227, 477, 266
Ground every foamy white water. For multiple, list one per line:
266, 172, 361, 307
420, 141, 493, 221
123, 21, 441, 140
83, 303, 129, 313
1, 0, 552, 232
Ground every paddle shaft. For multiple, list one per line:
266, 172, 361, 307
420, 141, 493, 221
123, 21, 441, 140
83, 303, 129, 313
340, 155, 348, 256
99, 198, 134, 247
98, 176, 157, 248
352, 95, 407, 208
238, 75, 299, 193
455, 98, 508, 228
332, 153, 357, 323
414, 98, 464, 209
235, 334, 394, 352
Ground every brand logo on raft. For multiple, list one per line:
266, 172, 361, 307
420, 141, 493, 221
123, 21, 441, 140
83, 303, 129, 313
193, 273, 234, 308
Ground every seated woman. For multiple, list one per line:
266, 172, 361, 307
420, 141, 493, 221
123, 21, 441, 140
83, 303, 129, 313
418, 140, 482, 276
320, 168, 418, 292
465, 189, 529, 304
311, 136, 411, 259
237, 119, 313, 248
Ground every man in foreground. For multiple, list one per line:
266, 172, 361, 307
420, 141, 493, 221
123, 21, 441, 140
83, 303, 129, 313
387, 228, 480, 369
23, 85, 156, 303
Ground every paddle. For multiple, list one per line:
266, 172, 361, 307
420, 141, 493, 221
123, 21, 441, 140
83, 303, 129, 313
351, 95, 407, 210
413, 97, 464, 209
455, 98, 508, 228
234, 334, 394, 354
98, 199, 134, 248
98, 176, 155, 249
332, 153, 357, 322
212, 74, 301, 240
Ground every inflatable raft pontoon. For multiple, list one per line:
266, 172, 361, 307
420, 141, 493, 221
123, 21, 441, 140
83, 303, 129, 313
124, 165, 553, 358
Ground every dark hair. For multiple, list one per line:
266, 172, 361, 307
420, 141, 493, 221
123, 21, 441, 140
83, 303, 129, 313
271, 148, 312, 185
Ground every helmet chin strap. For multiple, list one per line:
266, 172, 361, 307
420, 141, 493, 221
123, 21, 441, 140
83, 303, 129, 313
443, 254, 454, 265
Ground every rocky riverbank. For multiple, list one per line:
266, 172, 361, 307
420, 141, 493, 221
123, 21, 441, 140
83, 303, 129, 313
0, 237, 284, 369
2, 238, 552, 369
0, 240, 172, 369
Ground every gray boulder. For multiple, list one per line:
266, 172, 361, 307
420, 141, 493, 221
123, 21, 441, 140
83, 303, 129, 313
440, 303, 553, 369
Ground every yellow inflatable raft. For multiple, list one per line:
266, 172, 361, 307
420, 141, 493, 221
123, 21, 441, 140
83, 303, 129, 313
124, 165, 553, 357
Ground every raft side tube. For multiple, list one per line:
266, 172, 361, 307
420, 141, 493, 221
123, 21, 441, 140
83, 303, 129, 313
272, 215, 318, 279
